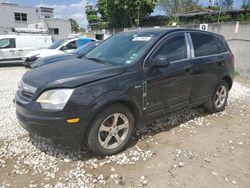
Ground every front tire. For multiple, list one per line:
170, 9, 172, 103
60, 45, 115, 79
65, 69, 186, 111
86, 104, 134, 156
204, 80, 229, 113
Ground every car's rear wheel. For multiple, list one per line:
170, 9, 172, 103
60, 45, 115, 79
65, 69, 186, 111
86, 104, 134, 156
204, 80, 229, 113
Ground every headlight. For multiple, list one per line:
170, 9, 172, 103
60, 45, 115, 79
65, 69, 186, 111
36, 89, 74, 110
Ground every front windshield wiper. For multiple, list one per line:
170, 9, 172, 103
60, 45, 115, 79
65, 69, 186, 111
87, 57, 111, 65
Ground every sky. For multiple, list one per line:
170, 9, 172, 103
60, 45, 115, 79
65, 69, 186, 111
0, 0, 244, 28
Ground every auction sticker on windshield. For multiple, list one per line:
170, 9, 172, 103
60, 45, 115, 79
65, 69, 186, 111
132, 37, 152, 41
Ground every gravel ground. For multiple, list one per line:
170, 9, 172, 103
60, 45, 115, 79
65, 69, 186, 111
0, 67, 250, 188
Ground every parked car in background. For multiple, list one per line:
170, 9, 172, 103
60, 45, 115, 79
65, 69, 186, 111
15, 28, 234, 156
30, 41, 101, 68
0, 35, 52, 65
22, 38, 96, 67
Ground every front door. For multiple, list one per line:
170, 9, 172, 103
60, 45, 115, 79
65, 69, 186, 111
0, 38, 17, 64
144, 33, 193, 114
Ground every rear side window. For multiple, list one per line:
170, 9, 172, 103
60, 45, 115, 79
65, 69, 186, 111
191, 33, 221, 57
214, 37, 228, 53
0, 38, 16, 49
154, 34, 187, 62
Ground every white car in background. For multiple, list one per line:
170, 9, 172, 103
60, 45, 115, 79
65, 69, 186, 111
22, 38, 96, 67
0, 35, 52, 65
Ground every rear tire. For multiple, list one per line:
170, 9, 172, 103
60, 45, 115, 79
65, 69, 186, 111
204, 80, 229, 113
86, 104, 134, 156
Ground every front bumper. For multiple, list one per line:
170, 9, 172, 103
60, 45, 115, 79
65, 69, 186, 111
15, 99, 87, 149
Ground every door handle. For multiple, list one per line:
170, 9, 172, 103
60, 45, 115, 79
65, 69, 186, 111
9, 50, 15, 53
18, 49, 23, 52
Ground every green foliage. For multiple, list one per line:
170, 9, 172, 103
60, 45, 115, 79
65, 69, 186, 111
158, 0, 201, 17
90, 22, 110, 30
207, 6, 220, 11
167, 16, 183, 26
236, 13, 250, 21
79, 28, 86, 33
222, 0, 234, 11
219, 13, 231, 22
97, 0, 157, 28
241, 0, 250, 10
86, 5, 100, 24
203, 14, 218, 23
69, 18, 79, 32
97, 0, 109, 21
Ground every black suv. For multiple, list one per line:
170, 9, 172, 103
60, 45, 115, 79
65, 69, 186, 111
15, 28, 234, 155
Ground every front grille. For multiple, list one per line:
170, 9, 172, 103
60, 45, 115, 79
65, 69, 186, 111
22, 91, 33, 98
19, 90, 34, 102
17, 81, 37, 103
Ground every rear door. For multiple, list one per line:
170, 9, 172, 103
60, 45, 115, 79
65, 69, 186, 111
0, 38, 18, 63
15, 37, 39, 57
144, 32, 193, 114
188, 32, 229, 105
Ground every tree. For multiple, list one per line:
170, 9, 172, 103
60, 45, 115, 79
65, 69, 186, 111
158, 0, 201, 17
86, 4, 100, 24
241, 0, 250, 10
69, 18, 79, 33
97, 0, 157, 28
222, 0, 233, 11
97, 0, 109, 21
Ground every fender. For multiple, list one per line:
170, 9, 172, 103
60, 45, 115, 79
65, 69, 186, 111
86, 90, 142, 126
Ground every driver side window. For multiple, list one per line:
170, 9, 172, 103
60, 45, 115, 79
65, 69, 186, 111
154, 34, 187, 63
0, 38, 16, 49
63, 41, 77, 50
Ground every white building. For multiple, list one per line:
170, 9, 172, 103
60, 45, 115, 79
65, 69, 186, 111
0, 3, 71, 39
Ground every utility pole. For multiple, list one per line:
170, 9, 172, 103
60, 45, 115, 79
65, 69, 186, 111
217, 0, 223, 23
137, 0, 140, 28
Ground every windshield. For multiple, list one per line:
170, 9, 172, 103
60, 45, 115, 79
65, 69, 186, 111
85, 32, 160, 66
72, 41, 100, 56
48, 39, 68, 49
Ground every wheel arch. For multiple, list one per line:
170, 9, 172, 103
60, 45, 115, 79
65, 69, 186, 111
83, 91, 142, 140
221, 76, 233, 90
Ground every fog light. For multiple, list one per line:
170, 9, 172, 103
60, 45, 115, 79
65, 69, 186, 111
67, 118, 80, 123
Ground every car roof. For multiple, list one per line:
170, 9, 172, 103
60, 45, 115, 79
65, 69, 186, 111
122, 27, 223, 38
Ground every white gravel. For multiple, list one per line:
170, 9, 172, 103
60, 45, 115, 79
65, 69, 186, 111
0, 67, 250, 187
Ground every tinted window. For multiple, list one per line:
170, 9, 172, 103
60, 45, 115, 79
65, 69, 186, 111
73, 41, 100, 56
191, 33, 221, 57
214, 37, 228, 53
0, 38, 16, 49
154, 34, 187, 62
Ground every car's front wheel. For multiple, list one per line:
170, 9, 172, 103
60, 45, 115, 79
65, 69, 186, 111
86, 104, 134, 156
204, 80, 229, 113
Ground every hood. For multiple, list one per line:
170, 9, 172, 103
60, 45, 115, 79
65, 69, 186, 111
22, 58, 125, 89
32, 54, 77, 68
24, 49, 64, 58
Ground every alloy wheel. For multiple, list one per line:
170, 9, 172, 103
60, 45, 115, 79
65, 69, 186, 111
214, 85, 227, 109
98, 113, 130, 150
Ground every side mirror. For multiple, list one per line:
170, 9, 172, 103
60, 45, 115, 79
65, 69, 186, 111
150, 55, 170, 69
